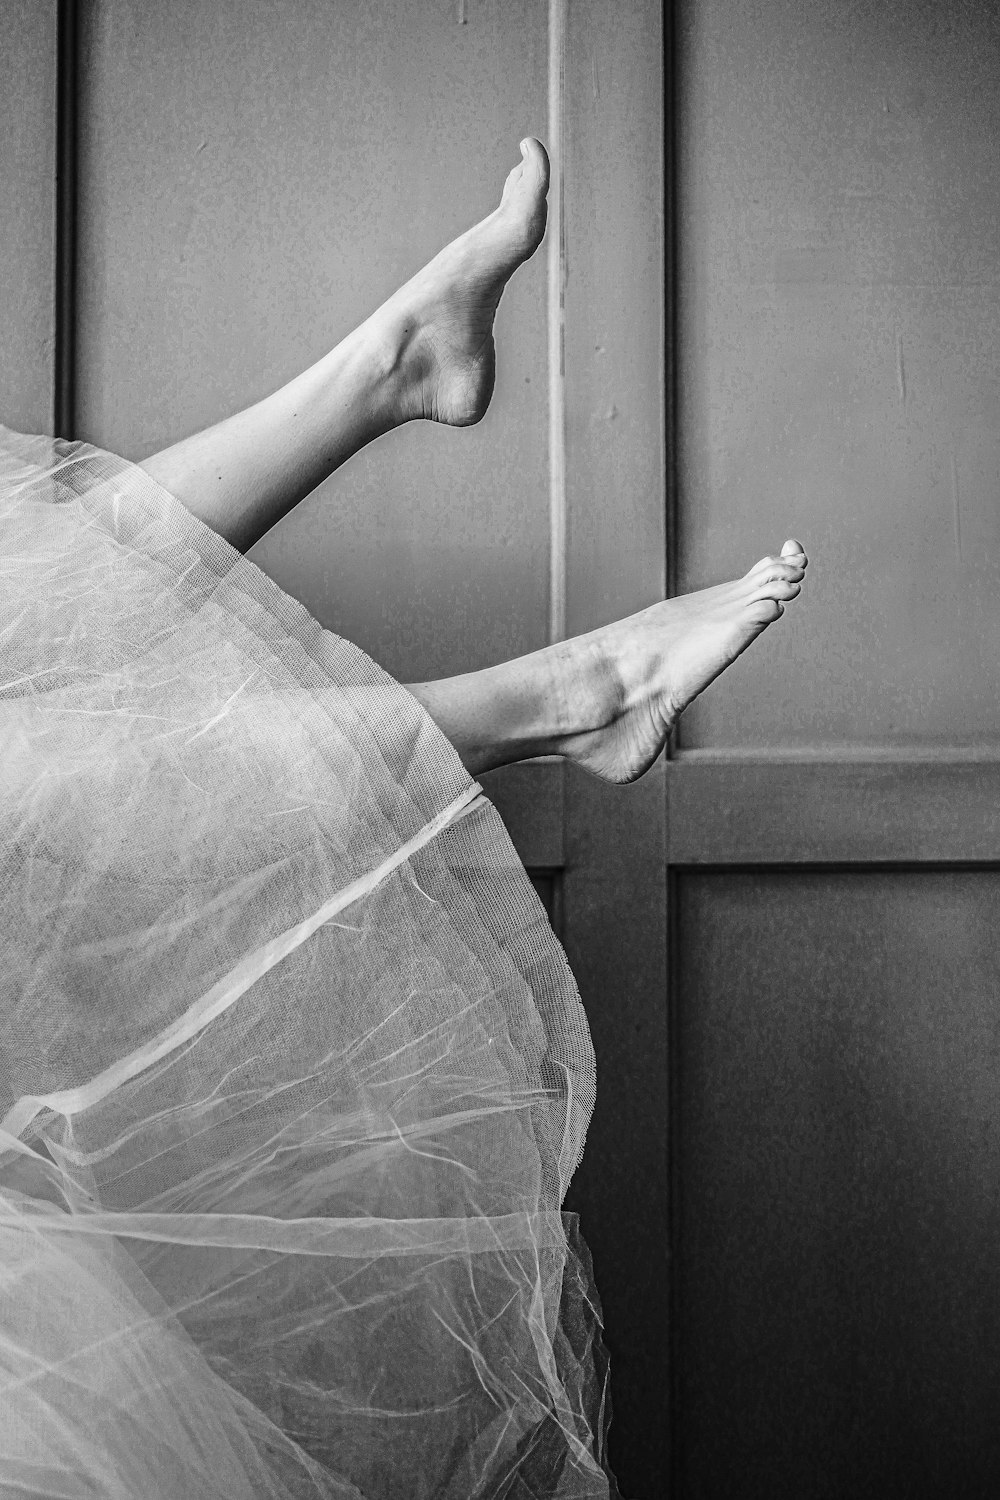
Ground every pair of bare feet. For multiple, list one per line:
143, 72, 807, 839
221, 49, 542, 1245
372, 138, 806, 783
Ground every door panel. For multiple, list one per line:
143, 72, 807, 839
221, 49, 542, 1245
676, 870, 1000, 1499
676, 0, 1000, 753
0, 0, 56, 434
76, 0, 551, 683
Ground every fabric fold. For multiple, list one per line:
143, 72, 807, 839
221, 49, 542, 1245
0, 426, 615, 1499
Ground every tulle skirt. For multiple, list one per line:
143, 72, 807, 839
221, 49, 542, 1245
0, 427, 616, 1498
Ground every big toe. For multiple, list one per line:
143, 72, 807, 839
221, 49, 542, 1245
519, 137, 550, 188
501, 138, 550, 231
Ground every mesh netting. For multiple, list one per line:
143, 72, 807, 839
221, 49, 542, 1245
0, 426, 615, 1499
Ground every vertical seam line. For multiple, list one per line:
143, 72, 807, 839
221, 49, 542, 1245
54, 0, 78, 439
547, 0, 567, 645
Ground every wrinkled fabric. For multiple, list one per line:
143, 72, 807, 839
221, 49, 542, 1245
0, 427, 616, 1499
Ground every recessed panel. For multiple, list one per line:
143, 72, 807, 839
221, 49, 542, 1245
676, 869, 1000, 1498
677, 0, 1000, 748
0, 0, 55, 434
76, 0, 550, 681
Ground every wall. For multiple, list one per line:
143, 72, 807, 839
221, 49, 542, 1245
0, 0, 56, 433
677, 0, 1000, 751
75, 0, 551, 683
672, 4, 1000, 1494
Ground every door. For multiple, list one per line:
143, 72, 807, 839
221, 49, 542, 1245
670, 1, 1000, 1495
8, 3, 668, 1494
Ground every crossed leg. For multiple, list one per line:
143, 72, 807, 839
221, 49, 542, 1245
140, 139, 807, 783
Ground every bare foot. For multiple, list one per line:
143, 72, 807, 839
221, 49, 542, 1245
554, 542, 808, 783
373, 138, 549, 426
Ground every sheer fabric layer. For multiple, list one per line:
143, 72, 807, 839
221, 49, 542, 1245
0, 428, 615, 1498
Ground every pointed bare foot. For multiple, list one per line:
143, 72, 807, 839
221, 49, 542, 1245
554, 542, 808, 783
372, 138, 549, 426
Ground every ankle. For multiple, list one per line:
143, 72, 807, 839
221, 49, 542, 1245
344, 309, 404, 390
360, 301, 441, 423
542, 635, 623, 747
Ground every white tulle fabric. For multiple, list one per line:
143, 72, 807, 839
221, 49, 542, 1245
0, 427, 615, 1498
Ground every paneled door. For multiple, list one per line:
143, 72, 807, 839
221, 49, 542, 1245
4, 2, 668, 1494
670, 1, 1000, 1495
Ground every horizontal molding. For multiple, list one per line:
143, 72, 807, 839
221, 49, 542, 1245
476, 750, 1000, 866
667, 754, 1000, 865
478, 759, 565, 868
671, 744, 1000, 764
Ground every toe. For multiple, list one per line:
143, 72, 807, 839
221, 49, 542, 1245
519, 137, 550, 189
748, 597, 783, 624
498, 139, 549, 255
503, 138, 549, 207
753, 571, 802, 597
748, 556, 804, 585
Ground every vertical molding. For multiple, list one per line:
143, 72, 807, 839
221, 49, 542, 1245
662, 8, 682, 1492
54, 0, 78, 439
664, 0, 683, 759
547, 0, 567, 644
666, 860, 684, 1493
663, 0, 678, 607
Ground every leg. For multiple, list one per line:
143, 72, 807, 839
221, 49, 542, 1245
408, 542, 808, 780
139, 141, 549, 552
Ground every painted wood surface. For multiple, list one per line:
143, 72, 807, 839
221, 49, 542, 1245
0, 0, 56, 434
76, 0, 550, 684
676, 870, 1000, 1499
675, 0, 1000, 752
669, 3, 1000, 1495
560, 4, 668, 1488
668, 753, 1000, 864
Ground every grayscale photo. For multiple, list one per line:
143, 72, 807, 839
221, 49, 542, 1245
0, 3, 996, 1497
